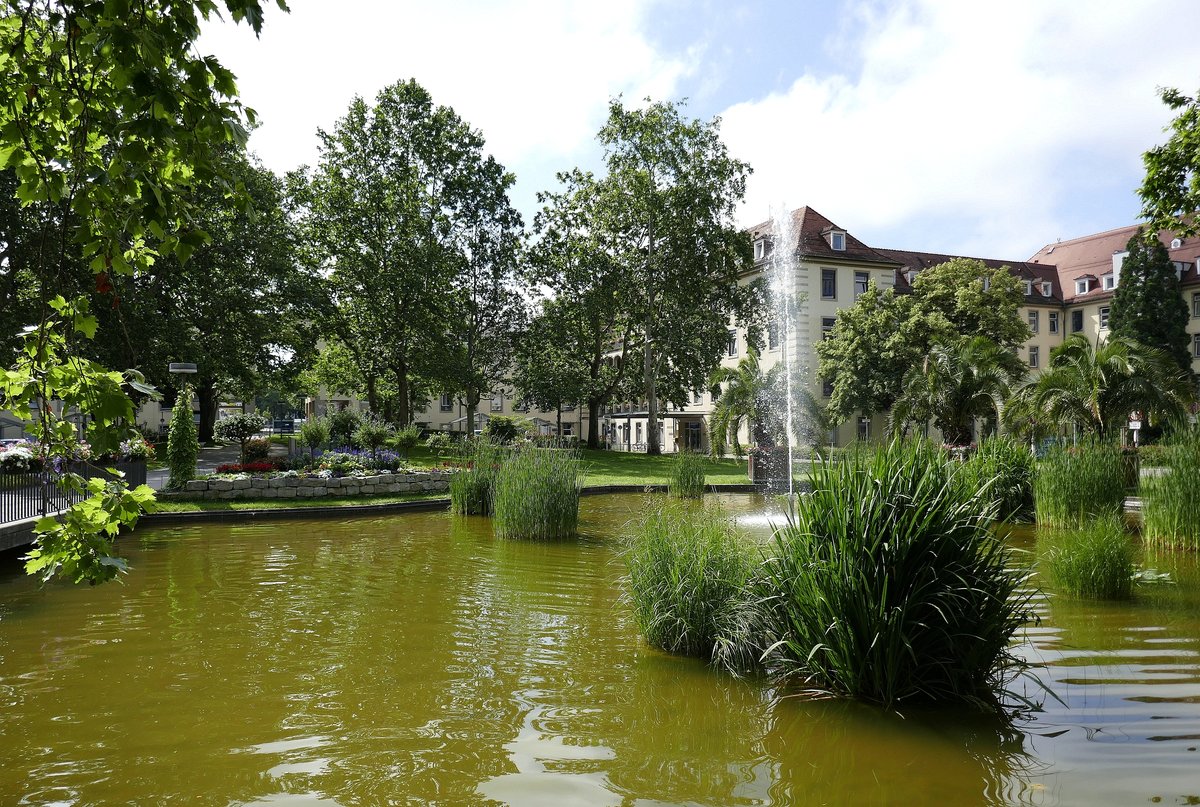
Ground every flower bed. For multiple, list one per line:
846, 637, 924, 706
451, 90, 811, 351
162, 469, 454, 501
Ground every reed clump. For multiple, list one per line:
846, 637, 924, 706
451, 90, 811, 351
1039, 515, 1134, 599
491, 446, 583, 540
668, 450, 706, 498
625, 501, 755, 661
958, 436, 1035, 523
1034, 441, 1127, 528
750, 438, 1032, 708
1141, 429, 1200, 550
449, 439, 505, 516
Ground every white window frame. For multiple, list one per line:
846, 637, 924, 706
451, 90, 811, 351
440, 393, 453, 412
726, 329, 738, 358
1041, 281, 1052, 297
1049, 311, 1059, 334
1194, 333, 1200, 358
1099, 306, 1110, 330
853, 271, 869, 300
754, 239, 766, 261
490, 394, 503, 412
1024, 280, 1033, 296
821, 268, 837, 300
1193, 292, 1200, 318
821, 316, 836, 340
830, 231, 846, 251
1076, 278, 1090, 295
1028, 311, 1039, 333
1102, 273, 1115, 291
1029, 346, 1039, 369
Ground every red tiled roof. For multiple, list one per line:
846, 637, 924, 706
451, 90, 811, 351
874, 247, 1063, 303
746, 207, 901, 268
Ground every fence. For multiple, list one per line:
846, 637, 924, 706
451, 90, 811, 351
0, 462, 147, 526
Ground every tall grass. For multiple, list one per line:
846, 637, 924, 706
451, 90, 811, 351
1141, 428, 1200, 550
1034, 440, 1127, 528
1039, 515, 1134, 599
449, 439, 505, 516
492, 447, 583, 540
625, 502, 756, 662
958, 436, 1035, 523
750, 438, 1032, 708
668, 451, 706, 498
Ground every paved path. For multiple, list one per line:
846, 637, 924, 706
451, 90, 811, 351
148, 444, 253, 490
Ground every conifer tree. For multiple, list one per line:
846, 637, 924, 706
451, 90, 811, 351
1109, 233, 1192, 374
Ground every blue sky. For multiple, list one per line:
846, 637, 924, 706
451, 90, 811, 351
200, 0, 1200, 260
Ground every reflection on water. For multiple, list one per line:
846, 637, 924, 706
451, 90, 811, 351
0, 496, 1198, 805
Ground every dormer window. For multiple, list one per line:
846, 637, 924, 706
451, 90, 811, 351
981, 276, 991, 291
1041, 281, 1052, 297
1103, 272, 1116, 291
1023, 280, 1033, 295
1076, 278, 1090, 295
829, 230, 846, 251
754, 238, 768, 261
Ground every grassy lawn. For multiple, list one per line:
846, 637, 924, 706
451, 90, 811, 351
153, 490, 445, 513
580, 449, 749, 487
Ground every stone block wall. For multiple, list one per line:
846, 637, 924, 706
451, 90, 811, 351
162, 471, 452, 501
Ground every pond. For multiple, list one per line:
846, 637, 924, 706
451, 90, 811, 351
1, 493, 1198, 805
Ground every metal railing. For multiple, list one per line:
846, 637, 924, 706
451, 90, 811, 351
0, 462, 147, 526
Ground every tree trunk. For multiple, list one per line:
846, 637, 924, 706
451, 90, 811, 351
586, 399, 602, 449
466, 401, 477, 436
366, 375, 379, 415
197, 382, 218, 445
396, 357, 410, 426
644, 339, 660, 455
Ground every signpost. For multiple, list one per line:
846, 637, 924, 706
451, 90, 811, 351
1129, 411, 1142, 448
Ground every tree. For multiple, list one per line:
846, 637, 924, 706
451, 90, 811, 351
1109, 232, 1192, 374
0, 0, 286, 583
297, 79, 519, 426
1139, 86, 1200, 237
818, 258, 1030, 421
166, 383, 199, 488
213, 412, 268, 465
890, 336, 1026, 446
1012, 334, 1195, 439
708, 347, 782, 456
594, 98, 761, 455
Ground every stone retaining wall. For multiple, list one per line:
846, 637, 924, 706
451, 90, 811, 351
161, 471, 452, 501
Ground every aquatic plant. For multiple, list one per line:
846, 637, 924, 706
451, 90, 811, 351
625, 501, 755, 662
448, 438, 505, 516
1040, 515, 1134, 599
492, 446, 582, 540
1034, 440, 1127, 528
751, 438, 1032, 708
958, 435, 1035, 523
1141, 428, 1200, 550
668, 450, 706, 498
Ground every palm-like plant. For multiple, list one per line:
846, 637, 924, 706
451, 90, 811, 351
891, 336, 1026, 446
709, 348, 781, 456
1011, 334, 1195, 439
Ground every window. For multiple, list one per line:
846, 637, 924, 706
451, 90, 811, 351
563, 403, 575, 411
726, 329, 738, 357
1029, 346, 1039, 369
439, 393, 453, 412
1193, 292, 1199, 318
857, 417, 870, 441
853, 271, 869, 300
1103, 273, 1116, 291
1049, 311, 1059, 334
561, 423, 573, 437
821, 268, 837, 299
982, 276, 991, 291
1024, 280, 1033, 296
1194, 333, 1200, 358
636, 423, 643, 444
1071, 310, 1084, 332
1076, 278, 1090, 295
1099, 307, 1110, 329
514, 399, 529, 413
767, 320, 780, 350
754, 239, 766, 261
830, 230, 846, 251
1041, 281, 1053, 297
490, 394, 503, 412
1028, 311, 1039, 333
821, 316, 836, 340
822, 379, 834, 397
693, 390, 703, 405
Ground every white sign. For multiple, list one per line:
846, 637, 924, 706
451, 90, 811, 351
1129, 420, 1142, 431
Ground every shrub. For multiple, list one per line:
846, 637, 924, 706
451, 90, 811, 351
1040, 515, 1134, 599
215, 461, 278, 474
0, 444, 36, 474
316, 451, 367, 477
1034, 441, 1127, 527
449, 439, 505, 515
425, 431, 452, 456
752, 438, 1032, 707
326, 408, 362, 447
392, 423, 421, 458
214, 413, 269, 465
300, 418, 330, 457
243, 437, 271, 463
1141, 428, 1200, 550
492, 446, 583, 540
625, 502, 755, 661
166, 385, 199, 488
483, 414, 530, 444
668, 450, 706, 498
118, 436, 155, 461
353, 415, 394, 459
1137, 442, 1171, 468
958, 435, 1035, 522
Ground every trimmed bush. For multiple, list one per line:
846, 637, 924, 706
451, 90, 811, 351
392, 424, 421, 459
243, 437, 271, 463
668, 450, 706, 498
483, 414, 530, 444
753, 439, 1032, 708
352, 415, 393, 459
1034, 441, 1127, 528
166, 385, 198, 488
1040, 515, 1134, 599
491, 446, 582, 540
625, 502, 755, 661
214, 413, 269, 465
300, 418, 330, 457
326, 408, 361, 447
1141, 428, 1200, 550
449, 439, 505, 515
958, 435, 1035, 522
425, 431, 452, 457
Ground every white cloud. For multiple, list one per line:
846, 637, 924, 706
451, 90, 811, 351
720, 0, 1200, 258
199, 0, 690, 193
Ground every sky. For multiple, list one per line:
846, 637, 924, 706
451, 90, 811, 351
198, 0, 1200, 261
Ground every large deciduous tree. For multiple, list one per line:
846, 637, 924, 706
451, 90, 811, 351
1109, 232, 1192, 374
297, 78, 521, 426
1140, 86, 1200, 237
594, 99, 760, 455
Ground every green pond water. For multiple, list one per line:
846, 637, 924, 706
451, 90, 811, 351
1, 493, 1199, 806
